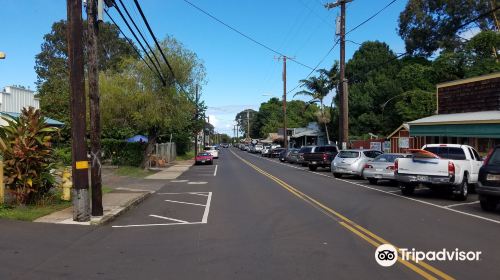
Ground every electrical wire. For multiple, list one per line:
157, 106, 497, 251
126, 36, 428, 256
112, 2, 167, 86
133, 0, 189, 93
117, 0, 163, 71
345, 0, 398, 36
104, 9, 157, 79
181, 0, 314, 70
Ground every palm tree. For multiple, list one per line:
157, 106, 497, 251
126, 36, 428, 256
295, 72, 331, 143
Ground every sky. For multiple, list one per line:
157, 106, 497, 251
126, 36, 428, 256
0, 0, 408, 136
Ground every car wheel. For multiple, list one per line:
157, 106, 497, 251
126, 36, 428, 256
333, 173, 342, 178
400, 183, 415, 196
308, 165, 317, 171
453, 178, 468, 201
480, 196, 498, 211
209, 161, 213, 165
368, 178, 378, 185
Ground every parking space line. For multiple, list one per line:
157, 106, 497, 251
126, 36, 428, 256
202, 192, 213, 223
444, 201, 480, 208
239, 150, 500, 225
149, 214, 189, 223
214, 165, 218, 176
164, 199, 206, 207
112, 222, 204, 228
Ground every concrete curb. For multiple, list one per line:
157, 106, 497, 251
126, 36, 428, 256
90, 191, 152, 226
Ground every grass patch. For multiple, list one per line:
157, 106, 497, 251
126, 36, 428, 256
176, 151, 195, 161
114, 166, 156, 178
0, 199, 71, 222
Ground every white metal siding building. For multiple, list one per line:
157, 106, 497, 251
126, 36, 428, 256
0, 86, 40, 113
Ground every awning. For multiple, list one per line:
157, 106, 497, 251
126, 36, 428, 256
408, 111, 500, 138
0, 112, 64, 127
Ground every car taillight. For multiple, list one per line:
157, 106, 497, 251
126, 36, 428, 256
483, 148, 494, 165
386, 166, 395, 170
364, 164, 373, 169
323, 154, 328, 160
448, 161, 455, 176
394, 159, 399, 174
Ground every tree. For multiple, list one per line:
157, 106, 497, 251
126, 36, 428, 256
464, 30, 500, 77
395, 90, 436, 122
398, 0, 495, 56
295, 71, 332, 142
235, 109, 258, 138
35, 20, 138, 141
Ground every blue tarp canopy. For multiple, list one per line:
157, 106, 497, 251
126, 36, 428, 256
126, 135, 148, 143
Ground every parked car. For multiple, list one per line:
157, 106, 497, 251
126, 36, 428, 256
279, 149, 289, 162
297, 146, 315, 166
395, 144, 483, 200
204, 146, 219, 159
285, 148, 299, 163
244, 145, 251, 152
363, 153, 410, 185
261, 145, 272, 157
253, 144, 264, 153
195, 152, 214, 165
303, 145, 339, 171
331, 149, 383, 178
477, 146, 500, 211
271, 148, 285, 158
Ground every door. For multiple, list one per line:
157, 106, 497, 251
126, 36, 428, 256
468, 147, 482, 182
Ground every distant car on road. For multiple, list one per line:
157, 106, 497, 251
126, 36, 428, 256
204, 146, 219, 159
363, 153, 410, 185
195, 152, 213, 165
331, 149, 383, 178
286, 148, 300, 163
271, 148, 285, 158
261, 145, 272, 157
303, 145, 339, 171
477, 146, 500, 211
297, 146, 315, 166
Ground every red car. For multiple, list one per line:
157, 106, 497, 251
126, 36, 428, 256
195, 152, 214, 165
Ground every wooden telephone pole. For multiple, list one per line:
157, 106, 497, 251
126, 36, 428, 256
275, 56, 291, 149
87, 0, 103, 217
194, 85, 199, 155
325, 0, 351, 149
67, 0, 90, 221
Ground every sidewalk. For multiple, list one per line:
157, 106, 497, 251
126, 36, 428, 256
34, 160, 194, 225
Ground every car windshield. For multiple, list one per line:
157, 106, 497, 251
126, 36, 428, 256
198, 153, 210, 156
424, 147, 466, 160
487, 148, 500, 165
338, 151, 360, 158
374, 154, 402, 162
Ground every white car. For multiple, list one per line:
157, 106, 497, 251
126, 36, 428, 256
204, 146, 219, 159
395, 144, 483, 200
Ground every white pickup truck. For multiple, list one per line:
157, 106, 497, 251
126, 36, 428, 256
395, 144, 483, 200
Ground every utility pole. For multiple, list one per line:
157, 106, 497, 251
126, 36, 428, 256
282, 56, 288, 150
87, 0, 103, 217
194, 85, 199, 155
325, 0, 351, 149
246, 110, 250, 141
67, 0, 90, 222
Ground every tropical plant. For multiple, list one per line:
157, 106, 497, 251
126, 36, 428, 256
0, 107, 59, 205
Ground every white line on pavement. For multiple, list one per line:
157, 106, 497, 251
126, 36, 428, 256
444, 201, 480, 208
157, 192, 210, 195
237, 150, 500, 225
202, 192, 213, 223
187, 182, 208, 184
171, 180, 188, 183
214, 165, 218, 176
149, 214, 189, 223
164, 199, 206, 207
112, 222, 204, 228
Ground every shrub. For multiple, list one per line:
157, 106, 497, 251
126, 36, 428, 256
53, 146, 72, 166
0, 107, 59, 205
101, 139, 146, 167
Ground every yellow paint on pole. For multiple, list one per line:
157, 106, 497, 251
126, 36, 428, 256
75, 161, 89, 169
61, 168, 72, 201
0, 161, 4, 204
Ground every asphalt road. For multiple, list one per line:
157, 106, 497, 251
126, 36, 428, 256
1, 148, 500, 279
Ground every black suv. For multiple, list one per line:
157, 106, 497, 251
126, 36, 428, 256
477, 145, 500, 211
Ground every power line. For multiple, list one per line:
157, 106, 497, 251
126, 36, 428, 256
133, 0, 189, 93
116, 0, 163, 71
111, 3, 167, 85
104, 9, 157, 78
345, 0, 398, 36
181, 0, 314, 70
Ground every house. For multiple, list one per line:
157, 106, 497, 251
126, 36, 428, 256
392, 72, 500, 154
0, 86, 63, 126
288, 122, 327, 148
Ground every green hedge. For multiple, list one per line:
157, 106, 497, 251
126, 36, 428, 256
101, 139, 146, 167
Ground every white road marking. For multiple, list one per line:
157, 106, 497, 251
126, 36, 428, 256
112, 222, 204, 228
238, 150, 500, 225
214, 165, 218, 176
164, 199, 206, 207
157, 192, 210, 196
202, 192, 213, 223
171, 180, 188, 183
187, 182, 208, 185
445, 201, 480, 208
149, 214, 189, 223
115, 187, 153, 193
